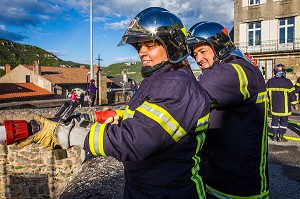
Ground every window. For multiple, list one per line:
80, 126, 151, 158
25, 75, 30, 83
249, 0, 260, 5
279, 18, 294, 44
248, 22, 261, 46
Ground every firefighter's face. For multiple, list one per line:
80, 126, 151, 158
192, 43, 215, 70
137, 40, 168, 67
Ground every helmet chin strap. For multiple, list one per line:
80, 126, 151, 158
141, 61, 168, 78
212, 55, 220, 66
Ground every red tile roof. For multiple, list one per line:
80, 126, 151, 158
24, 65, 113, 84
0, 83, 54, 100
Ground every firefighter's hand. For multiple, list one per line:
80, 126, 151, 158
293, 104, 298, 111
17, 115, 60, 150
104, 115, 122, 125
55, 119, 89, 149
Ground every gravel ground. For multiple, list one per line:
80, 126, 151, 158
60, 155, 125, 199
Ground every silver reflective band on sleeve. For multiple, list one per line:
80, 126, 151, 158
136, 101, 187, 142
124, 105, 135, 120
89, 122, 107, 156
231, 64, 250, 100
195, 113, 210, 132
256, 91, 268, 104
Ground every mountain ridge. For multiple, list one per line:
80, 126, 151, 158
0, 38, 83, 67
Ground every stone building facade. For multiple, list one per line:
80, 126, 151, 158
234, 0, 300, 82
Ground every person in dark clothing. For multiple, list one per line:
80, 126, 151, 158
187, 21, 269, 198
294, 76, 300, 110
266, 63, 298, 142
88, 79, 98, 106
130, 79, 138, 96
17, 7, 211, 199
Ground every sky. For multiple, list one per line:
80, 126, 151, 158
0, 0, 234, 68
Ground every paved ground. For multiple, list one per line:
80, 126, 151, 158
268, 109, 300, 198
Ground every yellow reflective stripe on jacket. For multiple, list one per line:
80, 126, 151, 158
296, 82, 300, 87
231, 64, 250, 100
195, 113, 210, 132
267, 88, 292, 116
256, 91, 268, 104
123, 105, 135, 120
206, 185, 269, 199
136, 101, 187, 142
89, 122, 107, 156
260, 99, 269, 194
191, 132, 206, 199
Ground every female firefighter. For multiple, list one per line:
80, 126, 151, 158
17, 7, 211, 199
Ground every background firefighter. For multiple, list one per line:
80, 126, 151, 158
266, 63, 298, 142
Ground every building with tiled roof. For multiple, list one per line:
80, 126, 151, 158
0, 63, 112, 103
0, 83, 54, 103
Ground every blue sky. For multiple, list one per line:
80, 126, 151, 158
0, 0, 234, 68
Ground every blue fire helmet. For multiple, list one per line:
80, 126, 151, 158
274, 63, 286, 78
187, 21, 235, 59
118, 7, 189, 63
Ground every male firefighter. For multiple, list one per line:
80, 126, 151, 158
266, 63, 298, 142
187, 21, 269, 198
16, 7, 211, 199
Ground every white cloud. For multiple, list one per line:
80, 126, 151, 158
47, 50, 65, 57
105, 19, 130, 30
0, 25, 6, 30
100, 0, 234, 30
112, 55, 140, 63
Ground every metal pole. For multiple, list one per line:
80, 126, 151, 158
90, 0, 94, 80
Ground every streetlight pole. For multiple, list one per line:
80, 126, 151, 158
90, 0, 94, 80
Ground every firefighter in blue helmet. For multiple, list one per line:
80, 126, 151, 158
17, 7, 211, 199
266, 63, 298, 142
187, 21, 269, 198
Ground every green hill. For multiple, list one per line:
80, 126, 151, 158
0, 38, 82, 67
102, 62, 143, 82
0, 38, 143, 81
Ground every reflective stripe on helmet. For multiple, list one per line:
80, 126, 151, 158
231, 64, 250, 100
136, 101, 187, 142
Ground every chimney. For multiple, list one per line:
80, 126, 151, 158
5, 64, 11, 74
33, 61, 41, 75
93, 64, 99, 72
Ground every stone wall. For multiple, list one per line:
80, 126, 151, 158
0, 143, 84, 199
0, 105, 125, 199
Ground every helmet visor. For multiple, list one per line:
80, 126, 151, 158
187, 35, 208, 48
